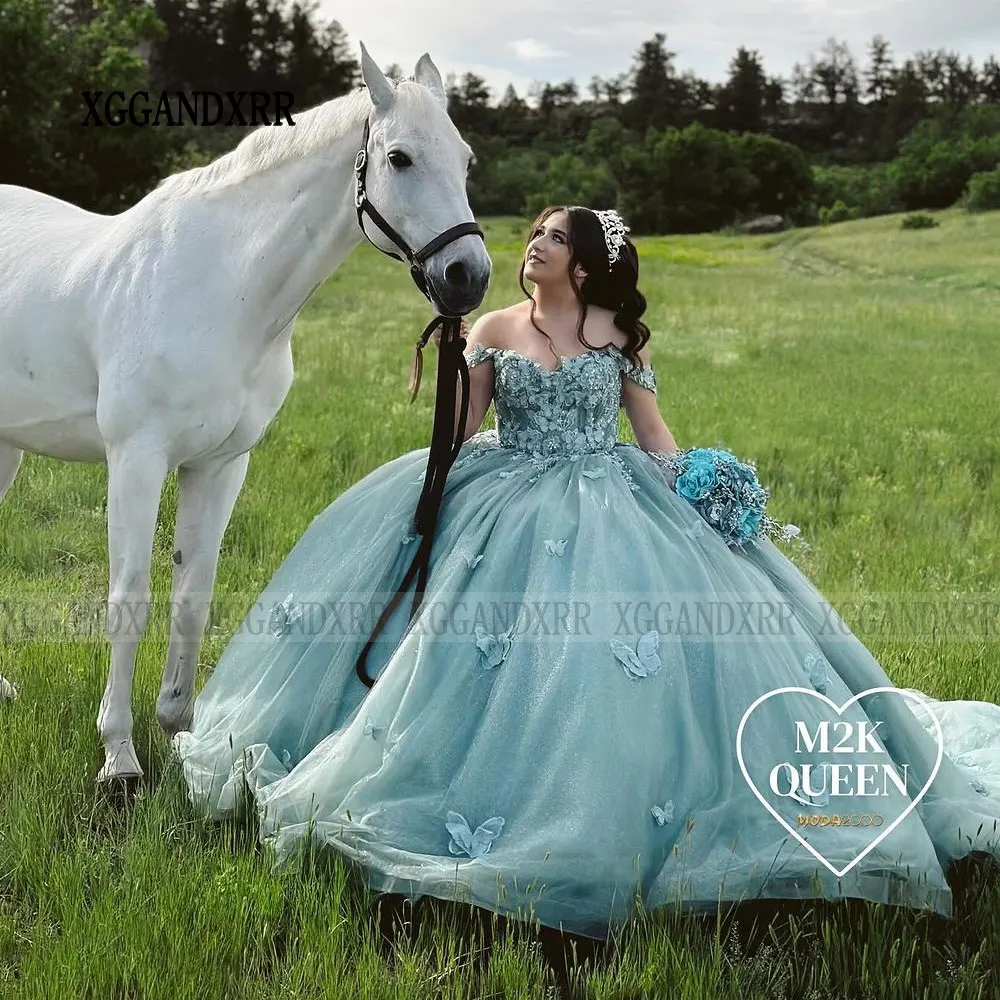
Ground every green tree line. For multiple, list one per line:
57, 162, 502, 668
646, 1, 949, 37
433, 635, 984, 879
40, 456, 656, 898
2, 0, 999, 226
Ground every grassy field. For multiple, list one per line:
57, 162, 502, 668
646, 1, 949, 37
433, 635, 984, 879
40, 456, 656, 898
2, 208, 1000, 999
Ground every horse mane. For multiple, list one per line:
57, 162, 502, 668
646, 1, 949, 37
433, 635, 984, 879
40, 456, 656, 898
150, 85, 377, 200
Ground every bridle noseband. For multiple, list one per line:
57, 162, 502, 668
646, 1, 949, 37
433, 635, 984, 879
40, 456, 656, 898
351, 112, 485, 690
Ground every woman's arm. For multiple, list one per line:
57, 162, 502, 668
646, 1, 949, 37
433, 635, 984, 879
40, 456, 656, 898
621, 344, 680, 456
435, 314, 498, 443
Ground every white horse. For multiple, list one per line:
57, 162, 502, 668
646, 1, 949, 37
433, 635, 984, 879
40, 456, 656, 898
0, 43, 491, 781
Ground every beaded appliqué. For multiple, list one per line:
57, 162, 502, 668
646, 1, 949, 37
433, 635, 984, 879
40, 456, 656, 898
622, 360, 657, 395
455, 343, 658, 492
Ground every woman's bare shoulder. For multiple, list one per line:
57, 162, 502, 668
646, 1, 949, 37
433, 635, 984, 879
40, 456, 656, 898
465, 305, 522, 349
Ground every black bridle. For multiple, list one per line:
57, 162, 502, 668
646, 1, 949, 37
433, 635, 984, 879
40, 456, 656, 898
351, 112, 485, 689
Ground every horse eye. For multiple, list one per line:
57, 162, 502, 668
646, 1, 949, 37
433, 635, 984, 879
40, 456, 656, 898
387, 150, 412, 168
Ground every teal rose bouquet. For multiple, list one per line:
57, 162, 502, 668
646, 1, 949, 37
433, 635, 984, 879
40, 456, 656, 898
662, 447, 803, 549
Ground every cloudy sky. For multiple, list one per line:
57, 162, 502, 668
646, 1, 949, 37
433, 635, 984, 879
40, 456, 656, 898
320, 0, 999, 102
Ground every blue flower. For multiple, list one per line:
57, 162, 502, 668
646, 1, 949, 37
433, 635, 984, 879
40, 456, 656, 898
676, 464, 718, 502
688, 455, 717, 474
446, 811, 505, 858
544, 539, 568, 556
738, 508, 762, 538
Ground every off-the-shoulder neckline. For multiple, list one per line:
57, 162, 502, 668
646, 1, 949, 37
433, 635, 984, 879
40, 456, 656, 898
468, 342, 643, 374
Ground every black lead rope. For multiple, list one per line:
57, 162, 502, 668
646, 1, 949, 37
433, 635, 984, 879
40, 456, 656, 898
352, 317, 470, 689
350, 112, 481, 690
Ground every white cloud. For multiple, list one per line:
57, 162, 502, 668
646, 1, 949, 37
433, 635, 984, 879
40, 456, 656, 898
510, 38, 569, 60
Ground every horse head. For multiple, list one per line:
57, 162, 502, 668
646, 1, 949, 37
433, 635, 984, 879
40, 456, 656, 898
357, 42, 492, 317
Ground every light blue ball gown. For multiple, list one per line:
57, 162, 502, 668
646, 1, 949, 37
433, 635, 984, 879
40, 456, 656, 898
174, 341, 1000, 938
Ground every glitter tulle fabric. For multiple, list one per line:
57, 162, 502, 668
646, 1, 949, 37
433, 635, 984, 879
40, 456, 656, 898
174, 342, 1000, 938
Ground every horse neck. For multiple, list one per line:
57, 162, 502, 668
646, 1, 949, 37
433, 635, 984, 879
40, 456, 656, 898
174, 93, 371, 348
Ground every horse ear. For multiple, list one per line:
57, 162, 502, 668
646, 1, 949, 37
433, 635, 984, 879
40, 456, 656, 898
360, 40, 394, 106
414, 53, 447, 108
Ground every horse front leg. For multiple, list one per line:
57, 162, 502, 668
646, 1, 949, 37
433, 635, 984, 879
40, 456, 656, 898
97, 443, 169, 782
0, 442, 23, 502
0, 443, 24, 700
156, 451, 251, 737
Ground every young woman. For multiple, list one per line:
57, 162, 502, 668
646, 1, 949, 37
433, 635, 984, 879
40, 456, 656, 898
175, 205, 1000, 941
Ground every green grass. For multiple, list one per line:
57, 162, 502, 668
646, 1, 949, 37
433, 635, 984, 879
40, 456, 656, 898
2, 208, 1000, 998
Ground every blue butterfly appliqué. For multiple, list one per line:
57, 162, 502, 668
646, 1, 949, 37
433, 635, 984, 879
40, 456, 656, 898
474, 622, 517, 669
446, 811, 505, 858
610, 630, 662, 678
803, 651, 828, 694
684, 519, 707, 540
544, 539, 568, 556
650, 801, 675, 826
807, 763, 831, 807
269, 593, 303, 638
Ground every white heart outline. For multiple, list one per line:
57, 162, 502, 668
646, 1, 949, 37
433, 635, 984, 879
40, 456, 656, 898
735, 685, 944, 879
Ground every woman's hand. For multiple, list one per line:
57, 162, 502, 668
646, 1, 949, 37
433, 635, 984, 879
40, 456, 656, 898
647, 450, 679, 491
432, 319, 470, 348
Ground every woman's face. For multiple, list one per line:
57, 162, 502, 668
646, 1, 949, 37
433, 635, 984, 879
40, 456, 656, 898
523, 210, 574, 285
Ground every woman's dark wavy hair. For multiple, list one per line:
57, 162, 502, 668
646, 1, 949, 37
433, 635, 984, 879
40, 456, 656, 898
518, 204, 650, 370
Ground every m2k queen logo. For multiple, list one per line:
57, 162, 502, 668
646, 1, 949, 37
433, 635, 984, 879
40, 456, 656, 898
736, 684, 944, 877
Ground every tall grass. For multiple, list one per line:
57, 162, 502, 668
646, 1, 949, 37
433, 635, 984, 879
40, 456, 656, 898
2, 209, 999, 998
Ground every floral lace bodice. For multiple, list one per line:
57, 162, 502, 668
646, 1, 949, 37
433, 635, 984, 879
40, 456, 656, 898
462, 342, 657, 459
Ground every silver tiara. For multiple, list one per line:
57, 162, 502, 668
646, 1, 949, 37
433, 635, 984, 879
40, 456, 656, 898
594, 209, 630, 265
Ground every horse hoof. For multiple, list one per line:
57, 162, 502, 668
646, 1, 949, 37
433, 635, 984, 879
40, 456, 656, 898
0, 675, 17, 701
96, 771, 144, 803
97, 764, 144, 787
97, 741, 144, 785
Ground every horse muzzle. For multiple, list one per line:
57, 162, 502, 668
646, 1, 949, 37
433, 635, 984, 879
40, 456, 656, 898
422, 237, 492, 317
